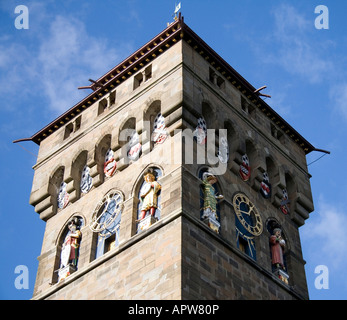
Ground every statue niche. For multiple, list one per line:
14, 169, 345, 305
136, 167, 162, 233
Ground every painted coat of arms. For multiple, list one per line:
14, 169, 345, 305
80, 165, 93, 194
217, 136, 229, 164
152, 113, 168, 145
104, 148, 117, 177
57, 181, 69, 209
239, 154, 251, 181
260, 172, 271, 199
127, 130, 142, 161
193, 117, 207, 145
280, 189, 290, 215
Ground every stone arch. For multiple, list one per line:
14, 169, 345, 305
48, 165, 65, 216
264, 155, 279, 201
223, 119, 240, 167
52, 215, 84, 283
202, 100, 215, 129
118, 116, 138, 160
132, 165, 164, 234
131, 164, 165, 198
94, 134, 112, 184
70, 150, 89, 201
143, 100, 162, 151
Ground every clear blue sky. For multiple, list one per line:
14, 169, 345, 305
1, 0, 346, 300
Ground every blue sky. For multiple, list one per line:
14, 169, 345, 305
0, 0, 346, 300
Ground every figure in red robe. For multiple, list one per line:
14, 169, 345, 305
270, 228, 286, 270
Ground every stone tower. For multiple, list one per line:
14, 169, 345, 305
18, 15, 317, 300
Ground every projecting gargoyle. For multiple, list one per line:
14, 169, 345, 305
78, 79, 104, 91
254, 85, 271, 98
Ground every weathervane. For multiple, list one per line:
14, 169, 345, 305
173, 2, 181, 20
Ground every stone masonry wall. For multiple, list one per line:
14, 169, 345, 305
34, 215, 182, 300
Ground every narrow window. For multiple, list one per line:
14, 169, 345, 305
209, 67, 216, 84
98, 98, 108, 116
134, 65, 152, 90
271, 123, 285, 144
64, 123, 74, 140
216, 76, 225, 89
241, 96, 248, 113
133, 72, 143, 90
109, 91, 116, 106
74, 115, 81, 132
144, 65, 152, 81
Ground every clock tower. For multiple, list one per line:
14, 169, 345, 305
18, 15, 319, 300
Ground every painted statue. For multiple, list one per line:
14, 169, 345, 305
201, 172, 224, 220
269, 228, 286, 270
138, 170, 161, 221
60, 218, 82, 269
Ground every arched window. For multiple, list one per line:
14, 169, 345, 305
136, 167, 162, 233
95, 134, 116, 181
49, 166, 68, 215
193, 102, 213, 148
119, 117, 142, 162
266, 157, 278, 184
119, 117, 136, 149
202, 102, 214, 129
143, 100, 161, 151
152, 113, 168, 146
239, 140, 257, 182
89, 190, 123, 260
199, 167, 223, 234
260, 157, 278, 201
71, 151, 92, 200
283, 173, 296, 216
56, 216, 84, 282
221, 121, 238, 166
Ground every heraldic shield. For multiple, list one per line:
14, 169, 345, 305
239, 154, 251, 181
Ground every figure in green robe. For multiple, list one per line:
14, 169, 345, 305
201, 172, 224, 220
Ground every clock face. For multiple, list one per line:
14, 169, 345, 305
233, 193, 263, 236
89, 191, 123, 234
